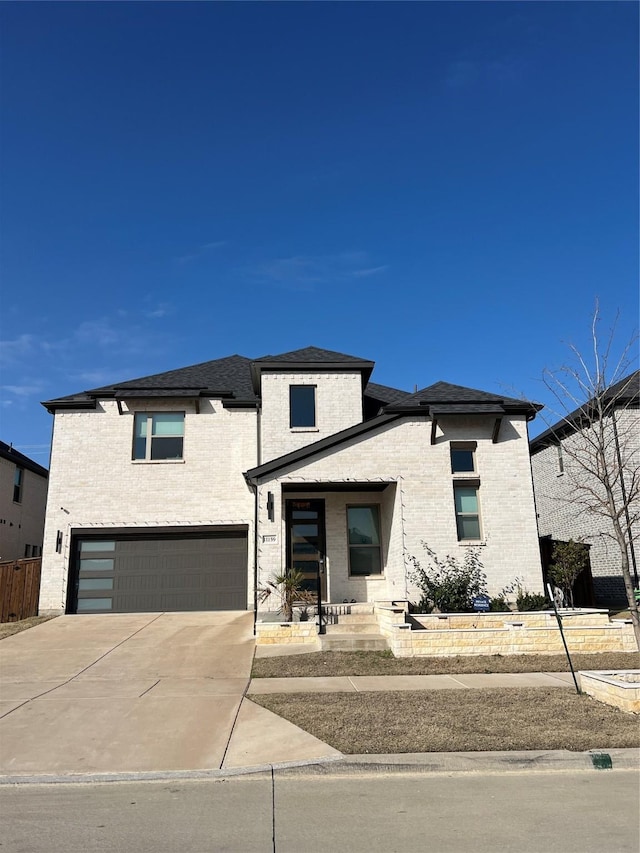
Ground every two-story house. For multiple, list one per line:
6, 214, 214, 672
530, 370, 639, 606
0, 441, 48, 562
39, 347, 544, 616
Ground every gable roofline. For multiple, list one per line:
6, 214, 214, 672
0, 441, 48, 478
244, 412, 404, 482
250, 346, 375, 394
530, 370, 640, 454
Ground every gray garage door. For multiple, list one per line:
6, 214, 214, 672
70, 529, 248, 613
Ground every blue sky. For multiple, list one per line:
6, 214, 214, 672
1, 1, 638, 463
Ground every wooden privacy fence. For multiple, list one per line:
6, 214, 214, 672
0, 558, 42, 622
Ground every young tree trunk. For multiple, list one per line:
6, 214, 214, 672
613, 520, 640, 650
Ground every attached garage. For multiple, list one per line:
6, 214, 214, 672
68, 527, 249, 613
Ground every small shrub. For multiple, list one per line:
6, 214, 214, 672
517, 591, 549, 612
489, 595, 510, 612
408, 543, 488, 613
257, 569, 317, 622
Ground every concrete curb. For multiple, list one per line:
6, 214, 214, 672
277, 748, 640, 776
1, 748, 636, 785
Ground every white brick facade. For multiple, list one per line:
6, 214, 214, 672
39, 348, 544, 615
40, 399, 257, 611
260, 371, 363, 461
255, 414, 543, 610
531, 407, 640, 604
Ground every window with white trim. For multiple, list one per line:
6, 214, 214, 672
133, 413, 184, 460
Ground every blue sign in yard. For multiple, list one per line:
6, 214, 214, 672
472, 594, 491, 612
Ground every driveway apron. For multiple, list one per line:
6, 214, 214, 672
0, 612, 256, 775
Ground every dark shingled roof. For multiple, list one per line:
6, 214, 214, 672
42, 355, 258, 411
253, 346, 372, 364
363, 382, 412, 418
530, 370, 639, 453
42, 349, 379, 412
41, 349, 538, 421
365, 382, 412, 405
97, 355, 255, 397
385, 381, 540, 417
0, 440, 48, 478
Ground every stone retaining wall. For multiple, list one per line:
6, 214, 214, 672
410, 610, 611, 630
255, 621, 319, 645
579, 671, 640, 713
375, 605, 637, 657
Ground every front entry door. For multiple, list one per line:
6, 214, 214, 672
286, 499, 327, 600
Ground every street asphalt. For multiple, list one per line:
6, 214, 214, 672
1, 770, 638, 852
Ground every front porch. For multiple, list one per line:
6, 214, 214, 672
256, 480, 405, 612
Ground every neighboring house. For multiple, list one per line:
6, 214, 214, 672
0, 441, 48, 562
39, 347, 544, 615
530, 370, 639, 606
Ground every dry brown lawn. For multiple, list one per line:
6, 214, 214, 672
0, 616, 55, 640
252, 649, 640, 678
252, 688, 640, 754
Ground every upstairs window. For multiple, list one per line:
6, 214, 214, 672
13, 466, 23, 503
290, 385, 316, 428
133, 413, 184, 460
450, 442, 476, 473
454, 484, 481, 541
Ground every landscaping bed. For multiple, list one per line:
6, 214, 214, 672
252, 687, 640, 753
252, 649, 640, 678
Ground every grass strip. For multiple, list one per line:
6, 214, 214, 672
252, 687, 640, 754
0, 616, 55, 640
252, 650, 640, 678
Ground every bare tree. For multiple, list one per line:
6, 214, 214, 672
540, 304, 639, 648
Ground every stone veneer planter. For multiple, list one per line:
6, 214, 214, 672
374, 605, 638, 658
579, 671, 640, 714
255, 621, 319, 645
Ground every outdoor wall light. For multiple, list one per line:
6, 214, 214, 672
267, 491, 275, 522
56, 531, 63, 553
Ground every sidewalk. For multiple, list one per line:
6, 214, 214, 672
219, 670, 580, 770
247, 671, 576, 693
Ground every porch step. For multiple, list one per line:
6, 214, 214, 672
320, 634, 389, 652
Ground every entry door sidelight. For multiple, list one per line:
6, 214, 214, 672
286, 499, 327, 600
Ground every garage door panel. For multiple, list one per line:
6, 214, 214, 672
72, 530, 248, 613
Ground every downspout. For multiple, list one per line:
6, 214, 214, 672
611, 409, 638, 587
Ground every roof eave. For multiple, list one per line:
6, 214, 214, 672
41, 398, 97, 414
383, 401, 540, 417
250, 360, 375, 394
244, 412, 403, 483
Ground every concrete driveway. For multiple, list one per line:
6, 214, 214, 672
0, 613, 340, 777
